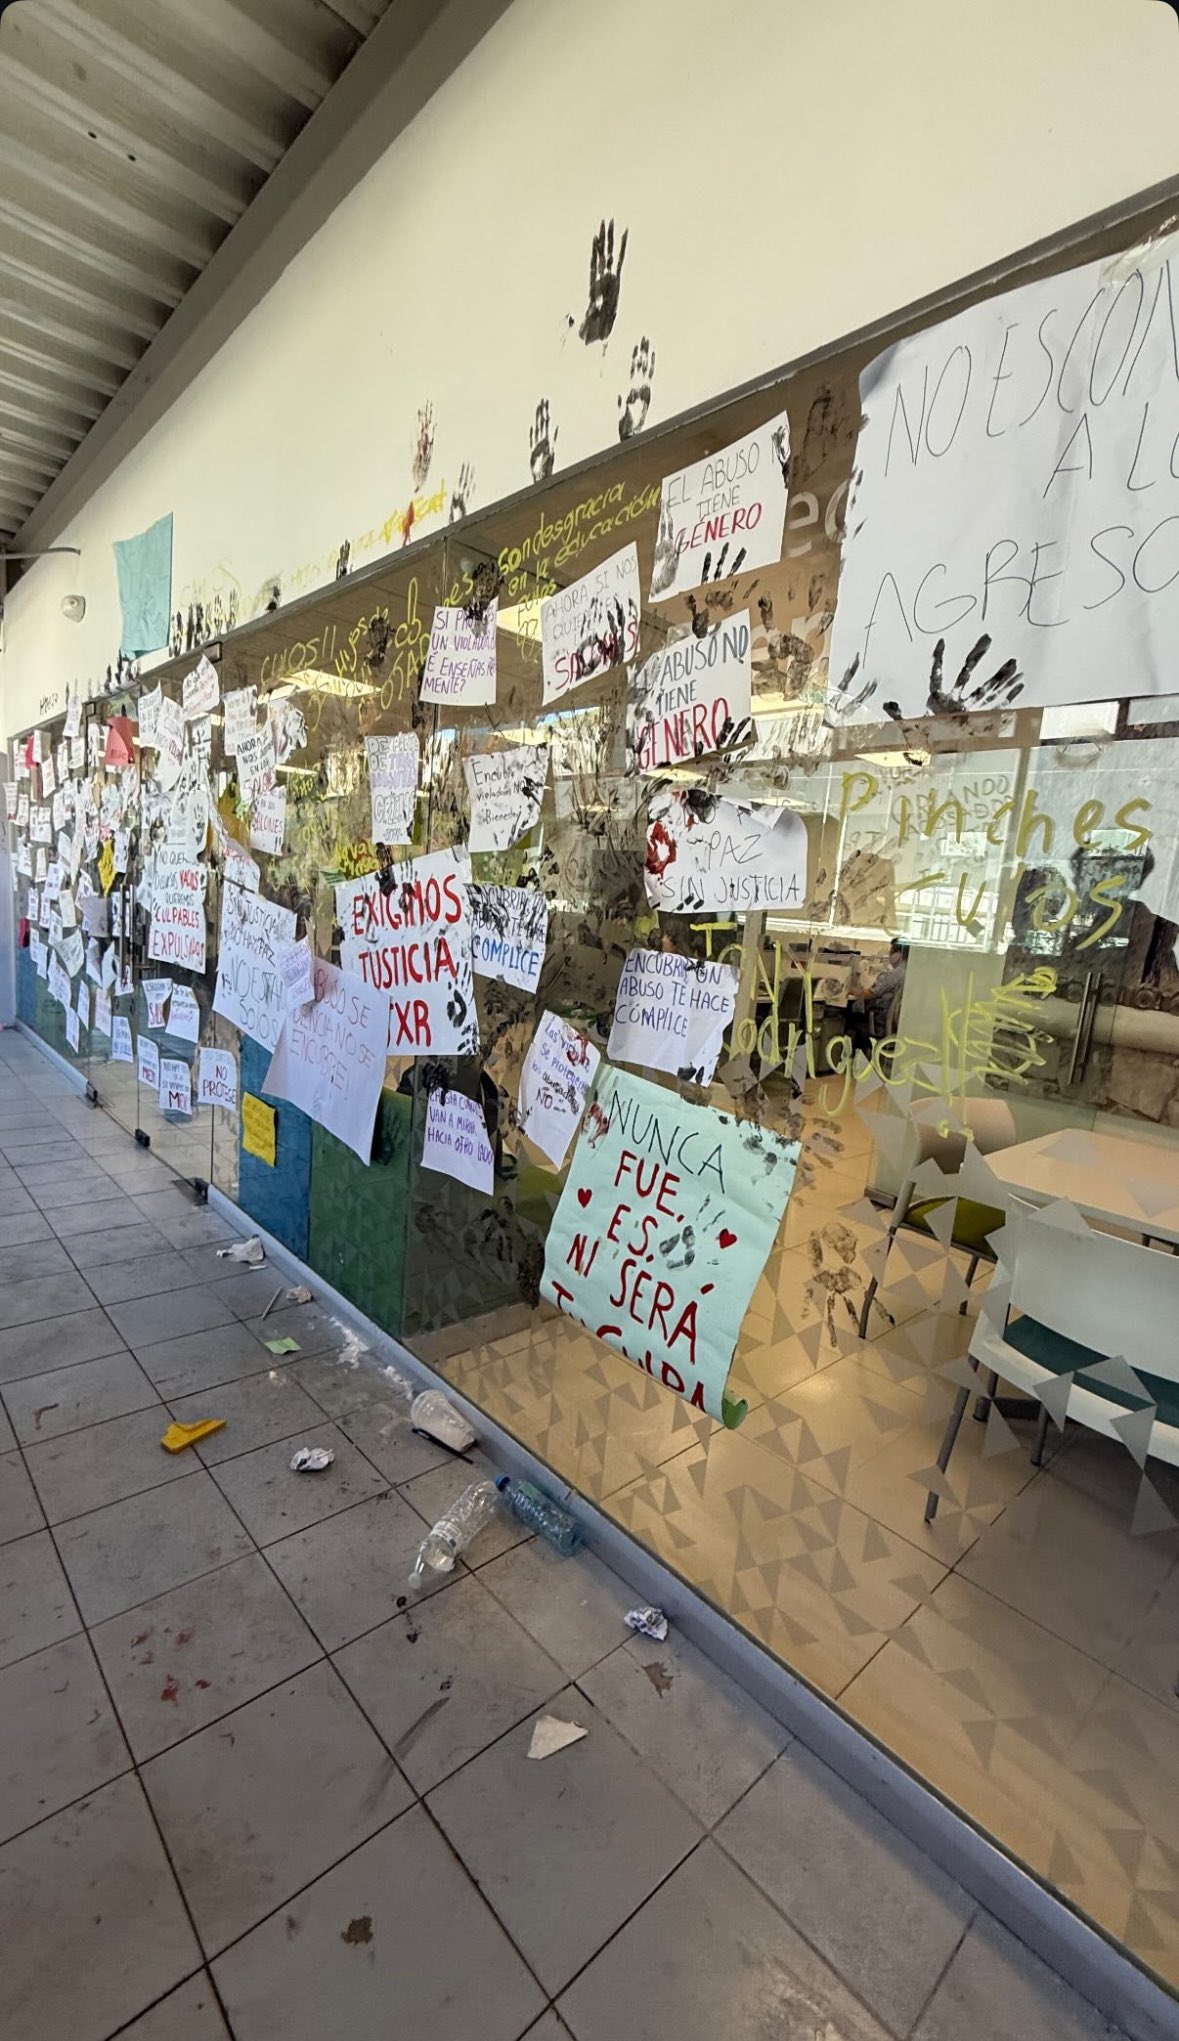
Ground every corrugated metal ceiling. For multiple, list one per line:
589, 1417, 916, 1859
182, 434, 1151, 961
0, 0, 393, 541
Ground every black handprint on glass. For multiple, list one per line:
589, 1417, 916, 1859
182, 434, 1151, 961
529, 399, 557, 483
578, 218, 628, 345
882, 634, 1024, 723
650, 496, 680, 597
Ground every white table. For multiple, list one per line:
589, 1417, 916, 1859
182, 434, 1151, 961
987, 1126, 1179, 1246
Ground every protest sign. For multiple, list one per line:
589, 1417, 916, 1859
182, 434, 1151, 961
147, 854, 207, 971
197, 1048, 238, 1109
422, 1090, 495, 1194
542, 542, 640, 704
159, 1057, 192, 1117
421, 604, 497, 705
469, 885, 548, 994
275, 935, 316, 1013
182, 655, 220, 719
649, 411, 791, 601
65, 1005, 80, 1052
542, 1066, 798, 1420
153, 695, 185, 790
213, 882, 296, 1052
222, 686, 257, 756
517, 1011, 600, 1168
366, 734, 417, 844
137, 685, 161, 746
142, 977, 171, 1029
137, 1037, 159, 1089
249, 785, 286, 857
644, 790, 807, 914
336, 848, 477, 1055
626, 613, 752, 772
111, 1016, 133, 1063
264, 957, 387, 1164
236, 724, 276, 804
168, 984, 201, 1043
608, 950, 738, 1082
464, 745, 547, 852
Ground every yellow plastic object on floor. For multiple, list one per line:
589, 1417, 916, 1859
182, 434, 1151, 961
160, 1419, 226, 1454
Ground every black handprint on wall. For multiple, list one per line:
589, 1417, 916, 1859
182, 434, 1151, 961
412, 404, 435, 491
335, 540, 351, 580
529, 399, 557, 482
617, 337, 656, 440
577, 218, 628, 345
449, 462, 475, 524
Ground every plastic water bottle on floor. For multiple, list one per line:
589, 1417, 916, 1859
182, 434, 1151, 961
495, 1476, 580, 1555
410, 1479, 499, 1587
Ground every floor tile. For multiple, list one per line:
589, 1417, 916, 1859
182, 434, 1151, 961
107, 1285, 239, 1349
398, 1445, 531, 1564
144, 1660, 412, 1955
23, 1404, 190, 1523
48, 1194, 150, 1237
0, 1402, 13, 1453
0, 1270, 96, 1330
212, 1423, 387, 1545
0, 1183, 37, 1217
1, 1138, 89, 1167
169, 1368, 326, 1465
0, 1632, 131, 1842
337, 1398, 456, 1484
335, 1571, 567, 1792
129, 1199, 237, 1250
0, 1772, 200, 2041
91, 1551, 321, 1760
0, 1210, 53, 1245
0, 1306, 126, 1384
84, 1250, 211, 1304
0, 1237, 73, 1284
117, 1973, 231, 2039
428, 1688, 701, 1993
913, 1913, 1119, 2040
521, 2018, 572, 2041
213, 1803, 544, 2041
133, 1321, 277, 1399
479, 1538, 634, 1677
3, 1348, 161, 1444
208, 1269, 295, 1320
718, 1742, 975, 2033
16, 1161, 114, 1197
55, 1468, 254, 1624
558, 1837, 891, 2041
580, 1629, 789, 1827
65, 1223, 180, 1269
0, 1450, 44, 1545
266, 1490, 442, 1648
0, 1529, 79, 1668
285, 1341, 393, 1412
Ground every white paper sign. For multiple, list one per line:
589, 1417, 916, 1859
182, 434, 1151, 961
650, 411, 791, 601
644, 790, 807, 915
366, 734, 418, 845
147, 860, 207, 971
142, 977, 171, 1029
542, 542, 641, 704
63, 691, 82, 741
76, 982, 89, 1032
182, 656, 220, 719
94, 989, 112, 1036
197, 1047, 238, 1109
249, 785, 286, 857
111, 1015, 134, 1063
59, 929, 84, 979
236, 723, 276, 804
264, 957, 388, 1165
168, 984, 201, 1043
626, 613, 752, 772
159, 1057, 192, 1117
336, 848, 478, 1056
469, 884, 548, 994
275, 935, 316, 1014
137, 1036, 160, 1089
222, 686, 257, 756
213, 882, 297, 1051
421, 605, 497, 706
422, 1090, 494, 1194
153, 696, 185, 790
608, 950, 738, 1082
464, 745, 547, 853
65, 1004, 79, 1052
517, 1011, 601, 1169
826, 234, 1179, 719
137, 685, 161, 746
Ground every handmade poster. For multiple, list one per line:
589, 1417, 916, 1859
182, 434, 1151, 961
542, 542, 641, 703
826, 230, 1179, 719
422, 1090, 495, 1194
168, 984, 201, 1043
40, 751, 56, 797
542, 1066, 799, 1420
421, 604, 497, 706
158, 1057, 192, 1117
94, 989, 112, 1035
249, 785, 286, 857
268, 696, 306, 765
58, 929, 84, 979
517, 1011, 600, 1168
147, 859, 207, 971
213, 882, 296, 1053
182, 655, 220, 719
197, 1048, 238, 1109
3, 783, 15, 821
464, 745, 547, 852
222, 686, 257, 756
275, 935, 315, 1013
649, 411, 791, 601
626, 613, 752, 772
469, 884, 548, 994
137, 1037, 160, 1090
263, 957, 387, 1165
336, 847, 478, 1055
111, 1016, 133, 1063
242, 1092, 277, 1166
153, 695, 185, 790
63, 691, 82, 741
76, 983, 90, 1031
113, 512, 172, 657
65, 1005, 80, 1052
137, 685, 161, 747
236, 724, 276, 804
365, 734, 417, 845
608, 951, 739, 1083
142, 976, 171, 1029
222, 837, 261, 893
644, 790, 807, 914
113, 829, 129, 875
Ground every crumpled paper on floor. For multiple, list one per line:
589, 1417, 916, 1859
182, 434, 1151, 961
216, 1236, 265, 1266
290, 1446, 335, 1473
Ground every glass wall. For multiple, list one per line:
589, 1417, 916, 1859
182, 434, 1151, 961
7, 203, 1179, 2001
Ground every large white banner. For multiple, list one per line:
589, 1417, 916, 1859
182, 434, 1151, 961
828, 232, 1179, 721
265, 958, 388, 1165
212, 882, 297, 1052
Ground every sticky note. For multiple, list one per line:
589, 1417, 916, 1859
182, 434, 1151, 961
242, 1092, 276, 1166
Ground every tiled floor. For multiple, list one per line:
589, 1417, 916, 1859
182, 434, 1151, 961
0, 1029, 1145, 2039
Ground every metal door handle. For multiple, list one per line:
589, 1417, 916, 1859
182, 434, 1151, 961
1076, 970, 1104, 1080
1066, 971, 1094, 1086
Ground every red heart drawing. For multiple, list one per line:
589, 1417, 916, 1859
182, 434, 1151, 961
577, 1187, 592, 1208
718, 1229, 737, 1249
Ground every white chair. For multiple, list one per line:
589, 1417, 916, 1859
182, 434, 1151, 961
858, 1097, 1017, 1340
925, 1208, 1179, 1522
